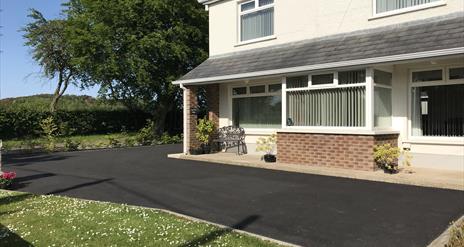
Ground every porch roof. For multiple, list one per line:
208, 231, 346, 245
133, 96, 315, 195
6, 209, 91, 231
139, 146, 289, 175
174, 12, 464, 85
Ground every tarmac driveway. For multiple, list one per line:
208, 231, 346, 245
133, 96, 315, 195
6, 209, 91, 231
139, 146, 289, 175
3, 144, 464, 246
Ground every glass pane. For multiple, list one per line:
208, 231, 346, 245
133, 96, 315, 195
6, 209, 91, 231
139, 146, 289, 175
374, 87, 392, 128
233, 87, 247, 95
269, 84, 282, 93
411, 84, 464, 137
240, 7, 274, 41
250, 85, 265, 94
241, 1, 255, 12
376, 0, 440, 14
374, 70, 392, 86
233, 96, 282, 128
287, 87, 365, 127
339, 70, 366, 84
312, 74, 334, 85
287, 76, 308, 89
412, 70, 442, 82
259, 0, 274, 6
449, 67, 464, 80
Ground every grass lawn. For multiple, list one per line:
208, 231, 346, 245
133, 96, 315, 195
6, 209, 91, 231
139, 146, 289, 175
2, 132, 138, 151
0, 190, 281, 247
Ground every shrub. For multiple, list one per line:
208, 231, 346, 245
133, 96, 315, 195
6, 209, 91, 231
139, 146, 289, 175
64, 139, 80, 151
159, 133, 182, 144
0, 171, 17, 189
124, 137, 137, 147
373, 144, 400, 173
40, 116, 58, 152
447, 222, 464, 247
135, 120, 157, 145
107, 137, 121, 148
195, 117, 215, 145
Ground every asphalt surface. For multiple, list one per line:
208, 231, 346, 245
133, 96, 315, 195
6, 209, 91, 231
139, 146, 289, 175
3, 144, 464, 247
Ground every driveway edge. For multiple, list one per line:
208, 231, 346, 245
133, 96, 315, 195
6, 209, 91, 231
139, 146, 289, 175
427, 215, 464, 247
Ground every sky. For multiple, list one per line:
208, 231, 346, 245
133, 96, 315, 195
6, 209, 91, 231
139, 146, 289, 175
0, 0, 99, 99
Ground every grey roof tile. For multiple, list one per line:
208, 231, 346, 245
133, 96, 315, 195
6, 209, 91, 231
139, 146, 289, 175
176, 13, 463, 83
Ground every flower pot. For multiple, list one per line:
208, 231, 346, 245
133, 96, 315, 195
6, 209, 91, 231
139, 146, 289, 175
263, 154, 276, 163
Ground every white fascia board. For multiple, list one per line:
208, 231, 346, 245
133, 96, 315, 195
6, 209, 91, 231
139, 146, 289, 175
172, 47, 464, 85
198, 0, 223, 5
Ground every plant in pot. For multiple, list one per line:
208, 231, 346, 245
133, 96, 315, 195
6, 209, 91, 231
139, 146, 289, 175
195, 117, 215, 154
373, 144, 400, 174
256, 134, 277, 163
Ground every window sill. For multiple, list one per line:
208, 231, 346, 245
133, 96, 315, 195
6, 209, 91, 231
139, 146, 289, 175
369, 1, 446, 21
277, 128, 399, 136
404, 138, 464, 146
235, 35, 276, 47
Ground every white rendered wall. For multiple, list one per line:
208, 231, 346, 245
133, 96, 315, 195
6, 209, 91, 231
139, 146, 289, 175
208, 0, 464, 56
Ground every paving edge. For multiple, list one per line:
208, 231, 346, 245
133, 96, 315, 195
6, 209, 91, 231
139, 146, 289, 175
427, 215, 464, 247
168, 153, 464, 191
0, 189, 299, 247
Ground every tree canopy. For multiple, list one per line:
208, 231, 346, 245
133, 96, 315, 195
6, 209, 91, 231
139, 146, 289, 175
64, 0, 209, 133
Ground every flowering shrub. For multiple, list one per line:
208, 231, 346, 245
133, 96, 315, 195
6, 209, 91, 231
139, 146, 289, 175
0, 171, 17, 188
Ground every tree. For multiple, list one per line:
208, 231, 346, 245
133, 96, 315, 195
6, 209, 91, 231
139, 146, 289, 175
23, 9, 78, 112
65, 0, 208, 134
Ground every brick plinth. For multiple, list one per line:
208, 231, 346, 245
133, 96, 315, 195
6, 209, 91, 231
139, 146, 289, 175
184, 84, 220, 153
277, 132, 399, 171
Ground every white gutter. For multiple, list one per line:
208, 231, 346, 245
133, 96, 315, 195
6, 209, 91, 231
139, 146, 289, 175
180, 83, 189, 154
173, 47, 464, 85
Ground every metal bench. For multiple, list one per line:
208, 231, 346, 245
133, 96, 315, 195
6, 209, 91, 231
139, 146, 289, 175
212, 126, 246, 155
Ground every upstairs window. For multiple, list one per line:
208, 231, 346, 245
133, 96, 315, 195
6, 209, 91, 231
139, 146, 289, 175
375, 0, 443, 15
239, 0, 274, 42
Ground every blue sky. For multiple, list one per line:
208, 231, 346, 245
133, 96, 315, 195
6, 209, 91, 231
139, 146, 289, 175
0, 0, 99, 99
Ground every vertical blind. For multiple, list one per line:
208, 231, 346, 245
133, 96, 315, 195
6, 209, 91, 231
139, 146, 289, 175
376, 0, 440, 13
287, 87, 366, 127
412, 84, 464, 137
241, 7, 274, 41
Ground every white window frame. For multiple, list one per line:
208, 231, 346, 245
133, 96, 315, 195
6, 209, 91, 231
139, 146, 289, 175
407, 66, 464, 142
237, 0, 275, 45
229, 81, 282, 133
283, 68, 370, 130
371, 0, 446, 19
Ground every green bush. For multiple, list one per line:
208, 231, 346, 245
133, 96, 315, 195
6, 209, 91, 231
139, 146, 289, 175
135, 120, 157, 145
64, 139, 80, 151
373, 144, 400, 173
195, 117, 215, 145
107, 137, 121, 148
159, 133, 182, 144
40, 116, 59, 152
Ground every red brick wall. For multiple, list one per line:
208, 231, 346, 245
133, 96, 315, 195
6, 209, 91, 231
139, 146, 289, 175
184, 84, 220, 153
277, 132, 399, 171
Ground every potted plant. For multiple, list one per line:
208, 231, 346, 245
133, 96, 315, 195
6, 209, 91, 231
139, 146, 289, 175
373, 144, 400, 174
195, 117, 215, 154
0, 171, 17, 189
256, 134, 277, 163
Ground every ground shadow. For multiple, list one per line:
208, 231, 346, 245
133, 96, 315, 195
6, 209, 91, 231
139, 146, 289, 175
46, 178, 113, 195
8, 173, 57, 190
178, 215, 260, 247
0, 193, 35, 207
3, 152, 70, 167
0, 223, 33, 247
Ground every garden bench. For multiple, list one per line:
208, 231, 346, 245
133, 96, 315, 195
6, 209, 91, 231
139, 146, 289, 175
212, 126, 246, 155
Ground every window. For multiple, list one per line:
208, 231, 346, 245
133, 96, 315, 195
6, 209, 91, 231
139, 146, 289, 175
233, 87, 247, 95
412, 69, 443, 82
232, 82, 281, 129
374, 70, 392, 128
339, 70, 366, 84
375, 0, 442, 15
411, 67, 464, 137
287, 76, 308, 89
286, 69, 367, 127
449, 67, 464, 80
311, 73, 334, 85
239, 0, 274, 42
250, 85, 266, 94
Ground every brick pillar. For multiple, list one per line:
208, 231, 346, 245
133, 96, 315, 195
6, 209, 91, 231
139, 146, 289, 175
205, 84, 220, 128
184, 84, 220, 154
185, 85, 200, 153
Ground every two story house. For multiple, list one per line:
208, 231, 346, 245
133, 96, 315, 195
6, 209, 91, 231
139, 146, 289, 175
173, 0, 464, 171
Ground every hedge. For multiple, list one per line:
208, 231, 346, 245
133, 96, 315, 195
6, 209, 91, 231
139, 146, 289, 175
0, 109, 151, 140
